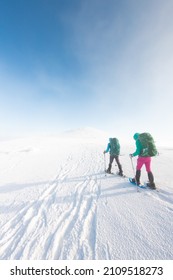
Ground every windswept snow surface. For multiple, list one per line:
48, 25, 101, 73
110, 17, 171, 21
0, 131, 173, 260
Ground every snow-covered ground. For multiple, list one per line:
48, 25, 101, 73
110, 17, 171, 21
0, 128, 173, 260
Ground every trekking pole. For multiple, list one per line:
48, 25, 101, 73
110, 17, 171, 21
130, 156, 139, 192
104, 153, 106, 175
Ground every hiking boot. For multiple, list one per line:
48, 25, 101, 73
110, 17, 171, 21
118, 171, 123, 176
147, 172, 156, 189
131, 178, 136, 183
106, 164, 112, 174
130, 178, 141, 186
135, 170, 141, 185
147, 182, 156, 189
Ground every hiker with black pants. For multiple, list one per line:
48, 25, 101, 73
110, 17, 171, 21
104, 138, 123, 176
130, 133, 156, 189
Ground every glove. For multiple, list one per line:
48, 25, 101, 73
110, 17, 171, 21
129, 154, 133, 158
103, 151, 106, 154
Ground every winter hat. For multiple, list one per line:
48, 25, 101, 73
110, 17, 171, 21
133, 133, 139, 140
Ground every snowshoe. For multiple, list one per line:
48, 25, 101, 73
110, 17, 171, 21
129, 178, 137, 184
129, 178, 146, 189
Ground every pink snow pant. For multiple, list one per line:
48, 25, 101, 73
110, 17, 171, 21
136, 156, 151, 172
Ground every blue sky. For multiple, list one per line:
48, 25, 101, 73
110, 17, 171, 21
0, 0, 173, 145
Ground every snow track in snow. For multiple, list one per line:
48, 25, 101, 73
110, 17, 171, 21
0, 143, 102, 259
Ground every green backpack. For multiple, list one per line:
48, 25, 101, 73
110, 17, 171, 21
110, 138, 120, 156
138, 133, 158, 157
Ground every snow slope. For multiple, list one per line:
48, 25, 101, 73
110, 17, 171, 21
0, 129, 173, 260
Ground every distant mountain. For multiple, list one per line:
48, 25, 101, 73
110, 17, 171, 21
62, 127, 109, 139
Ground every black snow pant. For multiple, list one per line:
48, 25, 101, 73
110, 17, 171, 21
107, 155, 123, 173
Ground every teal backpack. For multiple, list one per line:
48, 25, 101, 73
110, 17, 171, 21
110, 138, 120, 156
138, 133, 158, 157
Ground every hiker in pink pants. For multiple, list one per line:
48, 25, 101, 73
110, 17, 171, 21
130, 133, 156, 189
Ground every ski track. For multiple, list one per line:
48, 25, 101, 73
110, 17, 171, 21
0, 148, 102, 260
0, 144, 173, 259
